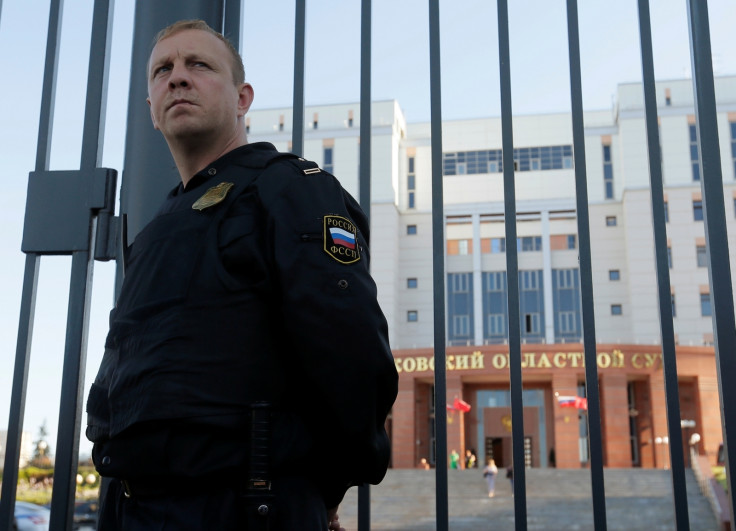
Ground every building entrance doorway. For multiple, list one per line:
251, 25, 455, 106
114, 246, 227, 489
485, 436, 510, 467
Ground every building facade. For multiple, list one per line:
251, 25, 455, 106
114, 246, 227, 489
248, 76, 736, 470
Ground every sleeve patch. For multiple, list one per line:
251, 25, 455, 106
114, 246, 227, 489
324, 215, 361, 264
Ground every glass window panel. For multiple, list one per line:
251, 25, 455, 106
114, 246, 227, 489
696, 245, 707, 267
407, 278, 418, 288
604, 165, 613, 180
690, 144, 699, 161
701, 294, 711, 316
693, 200, 703, 221
603, 145, 611, 161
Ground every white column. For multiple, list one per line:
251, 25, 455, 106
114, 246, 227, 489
541, 210, 555, 344
473, 213, 484, 346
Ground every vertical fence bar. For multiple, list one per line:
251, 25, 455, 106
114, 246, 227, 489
223, 0, 241, 51
357, 0, 372, 528
291, 0, 306, 156
636, 1, 690, 528
80, 0, 113, 170
49, 0, 113, 527
0, 256, 40, 531
49, 250, 96, 530
0, 0, 62, 527
686, 0, 736, 519
496, 1, 527, 528
565, 1, 607, 528
428, 0, 448, 529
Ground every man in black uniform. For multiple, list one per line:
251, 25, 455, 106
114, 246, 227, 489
86, 19, 398, 530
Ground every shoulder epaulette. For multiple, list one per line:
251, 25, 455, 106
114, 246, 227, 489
285, 157, 322, 175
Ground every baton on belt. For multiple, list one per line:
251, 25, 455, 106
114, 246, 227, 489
245, 402, 274, 530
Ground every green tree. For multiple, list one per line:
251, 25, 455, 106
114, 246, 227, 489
29, 420, 52, 468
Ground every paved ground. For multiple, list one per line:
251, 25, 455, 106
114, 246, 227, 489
337, 468, 718, 530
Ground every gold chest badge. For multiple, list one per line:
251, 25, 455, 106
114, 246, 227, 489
192, 182, 235, 211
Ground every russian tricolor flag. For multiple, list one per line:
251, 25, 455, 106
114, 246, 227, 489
329, 227, 356, 249
557, 395, 588, 410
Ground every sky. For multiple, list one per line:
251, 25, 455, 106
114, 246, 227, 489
0, 0, 734, 460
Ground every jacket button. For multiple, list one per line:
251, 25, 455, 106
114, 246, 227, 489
207, 168, 217, 176
102, 456, 111, 466
338, 279, 348, 289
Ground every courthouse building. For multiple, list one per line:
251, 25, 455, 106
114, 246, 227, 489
248, 76, 736, 470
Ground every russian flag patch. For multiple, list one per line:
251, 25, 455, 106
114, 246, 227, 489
324, 215, 361, 264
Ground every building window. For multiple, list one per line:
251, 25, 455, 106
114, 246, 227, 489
458, 240, 470, 255
448, 273, 474, 343
609, 270, 620, 281
664, 201, 669, 223
313, 112, 319, 130
606, 216, 617, 227
407, 310, 418, 322
553, 269, 581, 341
407, 225, 417, 235
567, 235, 577, 249
700, 294, 712, 316
491, 238, 506, 253
611, 304, 623, 316
671, 294, 677, 317
693, 200, 703, 221
520, 236, 542, 252
690, 124, 700, 181
603, 143, 614, 199
483, 271, 508, 343
407, 156, 416, 210
668, 247, 673, 269
323, 147, 334, 174
407, 278, 418, 289
523, 313, 540, 333
696, 245, 707, 267
442, 144, 573, 176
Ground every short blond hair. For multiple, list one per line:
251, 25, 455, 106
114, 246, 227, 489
149, 19, 245, 84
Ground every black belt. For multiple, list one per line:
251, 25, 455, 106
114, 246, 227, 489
120, 476, 233, 498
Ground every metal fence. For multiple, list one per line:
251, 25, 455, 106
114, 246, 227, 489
1, 0, 734, 530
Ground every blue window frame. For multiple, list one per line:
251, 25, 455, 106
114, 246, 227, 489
690, 124, 700, 181
611, 304, 623, 316
700, 294, 711, 316
407, 278, 418, 289
323, 147, 334, 173
693, 200, 703, 221
443, 144, 573, 175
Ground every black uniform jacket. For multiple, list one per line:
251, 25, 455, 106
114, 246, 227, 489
86, 142, 398, 508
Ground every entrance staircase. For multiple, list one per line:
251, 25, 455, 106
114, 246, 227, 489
338, 468, 718, 530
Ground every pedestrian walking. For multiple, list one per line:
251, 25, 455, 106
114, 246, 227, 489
483, 458, 498, 497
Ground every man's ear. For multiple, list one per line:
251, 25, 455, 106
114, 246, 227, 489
147, 97, 159, 130
237, 83, 255, 117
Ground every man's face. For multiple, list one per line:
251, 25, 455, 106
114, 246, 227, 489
146, 29, 252, 143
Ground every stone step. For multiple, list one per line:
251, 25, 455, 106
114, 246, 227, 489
337, 468, 718, 530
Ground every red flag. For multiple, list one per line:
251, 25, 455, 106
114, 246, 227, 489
557, 395, 587, 410
453, 397, 471, 413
